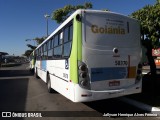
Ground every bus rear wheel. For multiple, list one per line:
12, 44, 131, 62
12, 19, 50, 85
47, 74, 54, 93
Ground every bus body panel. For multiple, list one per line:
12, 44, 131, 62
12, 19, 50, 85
34, 9, 142, 102
34, 12, 79, 101
80, 10, 141, 97
47, 58, 75, 101
35, 59, 75, 101
74, 82, 141, 102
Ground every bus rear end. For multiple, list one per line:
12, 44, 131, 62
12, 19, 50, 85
74, 10, 142, 102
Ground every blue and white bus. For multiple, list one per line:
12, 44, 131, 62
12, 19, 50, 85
32, 9, 142, 102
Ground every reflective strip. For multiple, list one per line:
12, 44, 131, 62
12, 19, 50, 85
128, 66, 136, 78
91, 67, 128, 82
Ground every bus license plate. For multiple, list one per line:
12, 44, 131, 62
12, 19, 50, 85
109, 81, 120, 87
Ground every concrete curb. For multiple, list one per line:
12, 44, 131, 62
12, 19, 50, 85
118, 97, 160, 115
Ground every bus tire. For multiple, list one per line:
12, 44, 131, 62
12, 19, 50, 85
47, 74, 54, 93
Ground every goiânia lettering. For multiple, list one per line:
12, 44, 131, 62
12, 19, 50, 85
91, 25, 125, 35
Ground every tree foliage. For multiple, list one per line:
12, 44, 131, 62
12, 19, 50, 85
23, 50, 33, 57
52, 2, 92, 23
131, 1, 160, 48
24, 36, 46, 57
130, 0, 160, 92
33, 36, 46, 45
26, 44, 36, 50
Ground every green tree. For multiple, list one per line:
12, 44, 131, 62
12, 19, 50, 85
131, 0, 160, 92
23, 50, 33, 57
24, 36, 46, 57
52, 2, 92, 23
33, 36, 47, 45
26, 44, 36, 50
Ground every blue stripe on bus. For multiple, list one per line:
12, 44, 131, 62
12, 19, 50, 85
91, 67, 128, 82
41, 60, 47, 70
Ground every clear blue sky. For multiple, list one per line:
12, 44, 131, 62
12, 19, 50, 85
0, 0, 156, 56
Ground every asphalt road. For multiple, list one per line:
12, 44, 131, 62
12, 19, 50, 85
0, 64, 158, 120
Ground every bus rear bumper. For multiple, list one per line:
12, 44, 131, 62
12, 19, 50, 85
73, 82, 141, 102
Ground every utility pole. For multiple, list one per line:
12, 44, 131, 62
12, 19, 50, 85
44, 14, 50, 37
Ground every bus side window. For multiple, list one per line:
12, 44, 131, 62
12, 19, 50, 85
54, 46, 62, 58
63, 24, 73, 58
63, 42, 71, 57
59, 32, 63, 45
64, 27, 69, 42
41, 46, 43, 60
54, 35, 58, 47
43, 43, 47, 60
54, 33, 62, 58
38, 48, 40, 60
48, 39, 53, 60
69, 25, 73, 41
39, 47, 41, 60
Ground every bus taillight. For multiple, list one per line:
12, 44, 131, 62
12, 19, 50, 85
79, 64, 87, 71
80, 72, 87, 78
78, 61, 90, 89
